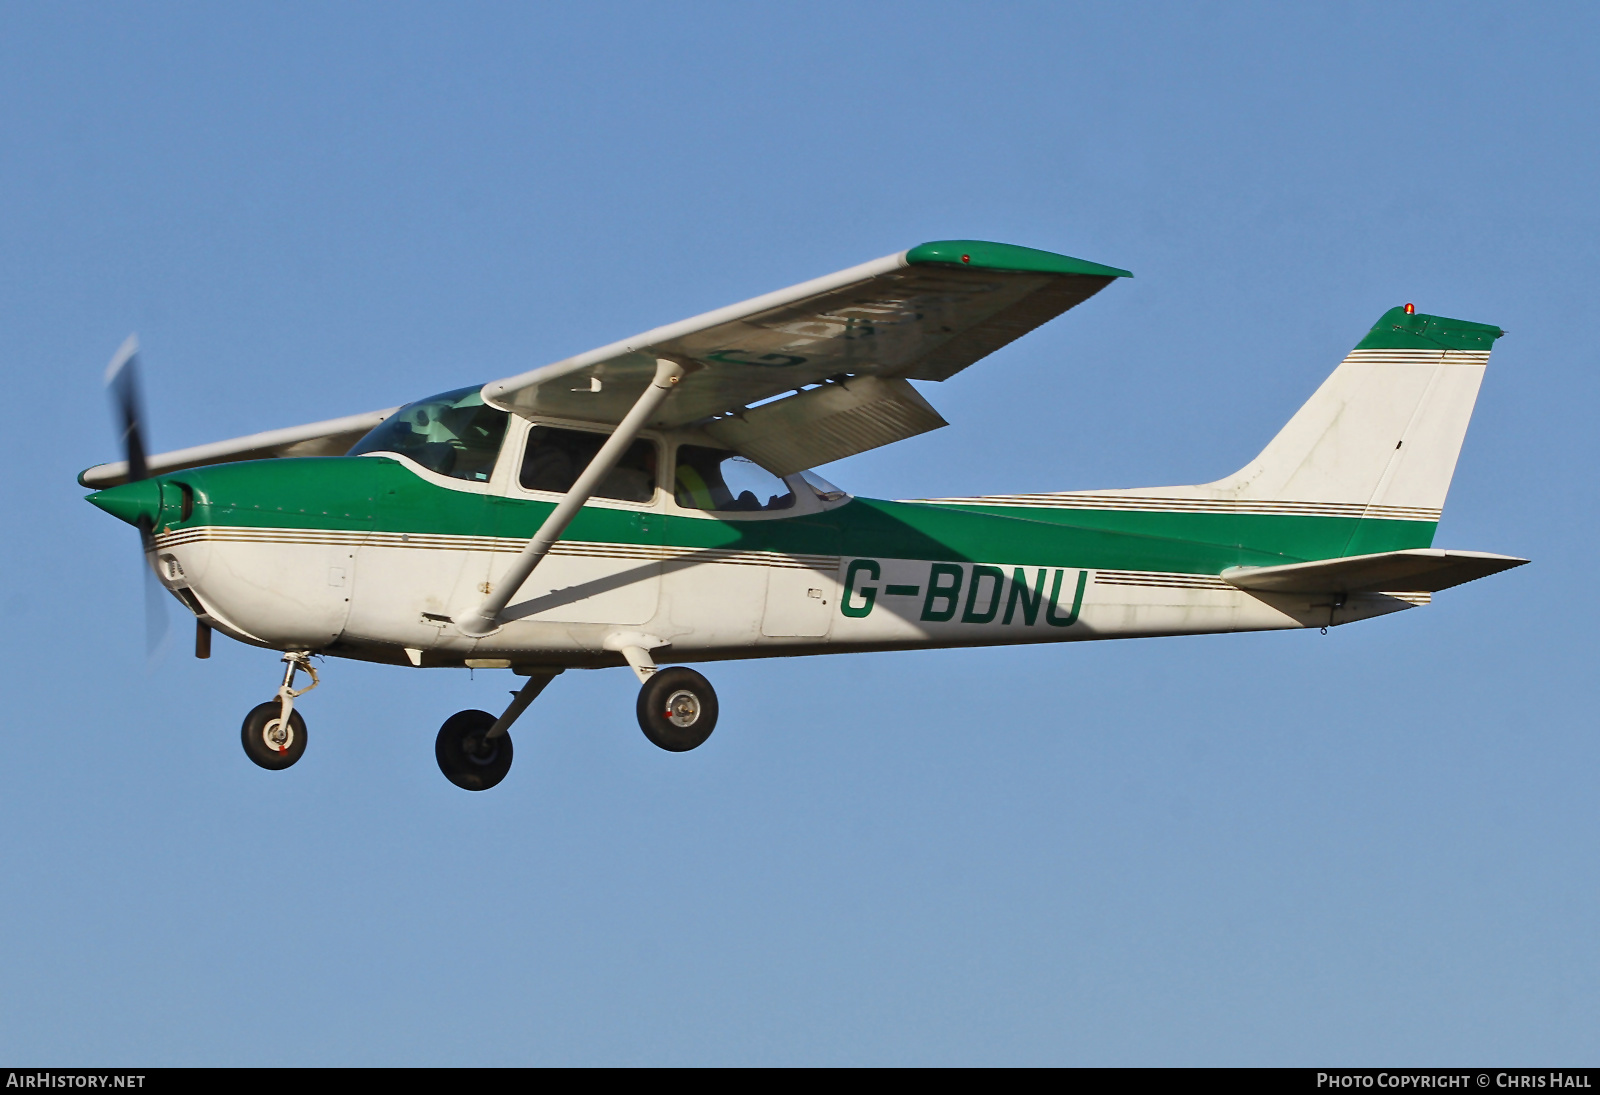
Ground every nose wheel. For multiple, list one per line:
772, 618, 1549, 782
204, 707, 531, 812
637, 667, 718, 752
241, 701, 307, 769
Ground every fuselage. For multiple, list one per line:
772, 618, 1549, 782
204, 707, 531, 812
121, 414, 1439, 672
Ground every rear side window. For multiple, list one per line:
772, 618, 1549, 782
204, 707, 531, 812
674, 446, 795, 513
519, 426, 658, 503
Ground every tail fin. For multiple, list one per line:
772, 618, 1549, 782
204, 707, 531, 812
1209, 306, 1503, 520
921, 306, 1505, 564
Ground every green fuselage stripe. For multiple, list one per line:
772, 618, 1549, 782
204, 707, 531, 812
154, 457, 1437, 575
926, 503, 1435, 564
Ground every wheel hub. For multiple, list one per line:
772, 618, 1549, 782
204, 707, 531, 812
262, 718, 294, 753
665, 690, 700, 728
463, 731, 500, 765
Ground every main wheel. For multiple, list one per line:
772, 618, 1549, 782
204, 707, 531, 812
637, 667, 718, 752
435, 709, 513, 791
241, 700, 308, 770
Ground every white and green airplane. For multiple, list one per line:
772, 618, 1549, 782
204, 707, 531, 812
82, 240, 1527, 790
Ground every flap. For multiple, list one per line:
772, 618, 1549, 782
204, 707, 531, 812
703, 376, 948, 476
1221, 549, 1528, 594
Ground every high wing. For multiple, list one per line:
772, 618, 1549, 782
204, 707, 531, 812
79, 406, 399, 488
483, 240, 1130, 475
79, 240, 1127, 489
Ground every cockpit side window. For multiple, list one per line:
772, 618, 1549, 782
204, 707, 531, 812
519, 426, 658, 503
674, 446, 795, 513
346, 385, 509, 483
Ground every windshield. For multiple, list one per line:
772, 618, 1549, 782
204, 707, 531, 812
798, 469, 848, 502
347, 385, 509, 482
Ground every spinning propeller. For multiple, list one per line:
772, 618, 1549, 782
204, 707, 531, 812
103, 335, 172, 655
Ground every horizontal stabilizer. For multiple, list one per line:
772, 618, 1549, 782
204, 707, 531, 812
1221, 549, 1527, 595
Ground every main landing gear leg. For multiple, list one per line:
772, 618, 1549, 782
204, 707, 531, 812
240, 651, 319, 770
435, 669, 562, 791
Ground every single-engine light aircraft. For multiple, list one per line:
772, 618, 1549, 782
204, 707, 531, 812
82, 240, 1527, 790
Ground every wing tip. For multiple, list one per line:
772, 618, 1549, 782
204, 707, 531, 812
906, 240, 1132, 279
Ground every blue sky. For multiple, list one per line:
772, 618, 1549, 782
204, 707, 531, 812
2, 1, 1596, 1065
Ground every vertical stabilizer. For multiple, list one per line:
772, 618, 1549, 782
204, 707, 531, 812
1205, 307, 1503, 518
919, 306, 1506, 563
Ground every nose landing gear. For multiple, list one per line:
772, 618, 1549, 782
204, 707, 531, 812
241, 652, 318, 770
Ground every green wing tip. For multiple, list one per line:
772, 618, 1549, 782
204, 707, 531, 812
1356, 306, 1505, 352
907, 240, 1132, 279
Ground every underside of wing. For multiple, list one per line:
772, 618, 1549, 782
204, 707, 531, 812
1221, 549, 1529, 595
483, 240, 1129, 472
79, 406, 398, 488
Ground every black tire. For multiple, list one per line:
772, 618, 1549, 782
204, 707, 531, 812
637, 667, 718, 752
435, 709, 513, 791
241, 700, 308, 770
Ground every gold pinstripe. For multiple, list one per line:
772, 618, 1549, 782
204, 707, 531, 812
1094, 570, 1232, 590
153, 531, 1433, 603
153, 525, 840, 572
915, 495, 1441, 522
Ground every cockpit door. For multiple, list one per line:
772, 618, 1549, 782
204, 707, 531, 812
487, 422, 665, 629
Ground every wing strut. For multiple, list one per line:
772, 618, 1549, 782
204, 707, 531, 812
455, 357, 686, 638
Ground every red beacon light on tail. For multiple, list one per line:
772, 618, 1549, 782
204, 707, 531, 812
1404, 303, 1415, 314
